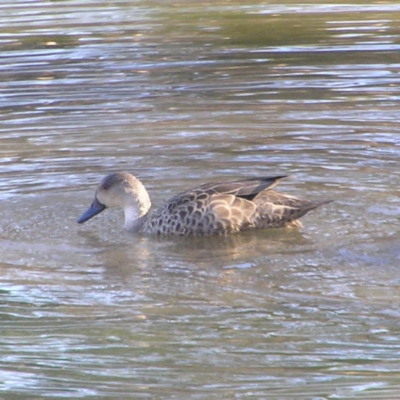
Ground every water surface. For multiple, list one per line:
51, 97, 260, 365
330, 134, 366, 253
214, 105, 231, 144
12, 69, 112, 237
1, 1, 400, 398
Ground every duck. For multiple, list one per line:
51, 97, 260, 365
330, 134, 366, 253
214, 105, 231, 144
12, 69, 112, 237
77, 172, 331, 235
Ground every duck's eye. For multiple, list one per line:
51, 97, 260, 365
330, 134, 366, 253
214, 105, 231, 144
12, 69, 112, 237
102, 181, 113, 190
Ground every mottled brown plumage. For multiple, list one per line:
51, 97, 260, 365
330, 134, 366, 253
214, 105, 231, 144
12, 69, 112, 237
77, 172, 331, 235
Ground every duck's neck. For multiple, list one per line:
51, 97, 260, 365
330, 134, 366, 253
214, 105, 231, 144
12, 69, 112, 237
123, 206, 150, 232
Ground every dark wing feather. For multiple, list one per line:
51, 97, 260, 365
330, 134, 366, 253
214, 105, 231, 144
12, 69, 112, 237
195, 176, 287, 200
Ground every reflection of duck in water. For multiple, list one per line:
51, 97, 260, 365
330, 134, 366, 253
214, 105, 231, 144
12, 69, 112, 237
78, 172, 331, 235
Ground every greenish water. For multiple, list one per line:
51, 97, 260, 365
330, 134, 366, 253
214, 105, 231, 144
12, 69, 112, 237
1, 1, 400, 398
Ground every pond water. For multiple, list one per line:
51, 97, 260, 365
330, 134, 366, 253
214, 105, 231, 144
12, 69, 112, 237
1, 0, 400, 398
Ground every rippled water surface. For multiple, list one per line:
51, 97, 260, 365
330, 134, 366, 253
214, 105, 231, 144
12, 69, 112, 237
1, 1, 400, 398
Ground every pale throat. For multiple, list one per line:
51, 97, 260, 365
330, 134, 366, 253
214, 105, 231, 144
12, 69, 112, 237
123, 204, 150, 230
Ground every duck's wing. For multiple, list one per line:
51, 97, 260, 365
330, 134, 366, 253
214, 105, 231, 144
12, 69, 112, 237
253, 190, 332, 228
144, 176, 287, 235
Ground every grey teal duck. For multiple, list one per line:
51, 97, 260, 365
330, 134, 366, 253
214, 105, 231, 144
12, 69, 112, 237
77, 172, 331, 235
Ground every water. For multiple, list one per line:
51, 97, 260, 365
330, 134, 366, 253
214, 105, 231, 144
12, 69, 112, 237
1, 0, 400, 398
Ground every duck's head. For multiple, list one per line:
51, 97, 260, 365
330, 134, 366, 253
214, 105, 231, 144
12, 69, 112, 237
77, 172, 151, 229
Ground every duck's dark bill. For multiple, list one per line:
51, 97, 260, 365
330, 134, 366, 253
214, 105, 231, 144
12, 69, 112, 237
77, 198, 106, 224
